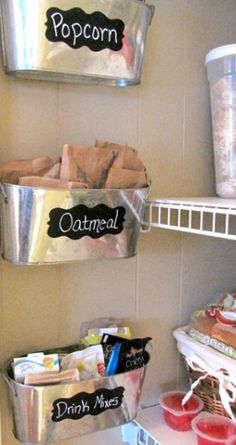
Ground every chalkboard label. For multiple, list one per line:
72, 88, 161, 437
45, 7, 125, 51
51, 386, 124, 422
47, 204, 126, 240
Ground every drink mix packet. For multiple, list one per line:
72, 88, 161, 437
102, 335, 151, 375
61, 344, 105, 380
117, 337, 151, 373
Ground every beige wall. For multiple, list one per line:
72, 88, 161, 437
1, 1, 236, 444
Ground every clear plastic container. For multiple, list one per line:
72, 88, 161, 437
192, 412, 236, 445
205, 44, 236, 198
159, 390, 204, 431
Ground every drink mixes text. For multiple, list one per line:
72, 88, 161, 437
51, 387, 124, 421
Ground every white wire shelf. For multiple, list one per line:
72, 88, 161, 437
142, 197, 236, 240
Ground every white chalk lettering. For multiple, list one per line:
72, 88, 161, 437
107, 209, 119, 229
92, 26, 100, 41
99, 27, 108, 42
51, 12, 63, 37
111, 396, 119, 407
94, 395, 104, 409
99, 219, 107, 231
83, 23, 91, 39
55, 400, 90, 420
55, 401, 68, 419
59, 212, 73, 233
72, 219, 83, 232
58, 209, 121, 235
93, 394, 120, 410
72, 23, 83, 45
107, 218, 114, 229
82, 400, 90, 412
50, 13, 118, 47
61, 23, 70, 38
89, 218, 102, 233
108, 28, 118, 44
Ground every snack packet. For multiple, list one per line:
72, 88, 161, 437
24, 368, 80, 385
61, 345, 105, 380
102, 335, 151, 375
12, 352, 60, 383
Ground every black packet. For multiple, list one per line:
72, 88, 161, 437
117, 337, 151, 373
102, 334, 151, 374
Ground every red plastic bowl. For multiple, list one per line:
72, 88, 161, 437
192, 412, 236, 445
159, 390, 204, 431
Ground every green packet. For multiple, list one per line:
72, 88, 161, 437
81, 326, 132, 346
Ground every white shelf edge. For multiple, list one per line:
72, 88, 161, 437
142, 197, 236, 240
122, 405, 195, 445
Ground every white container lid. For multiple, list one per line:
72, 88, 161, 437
205, 43, 236, 65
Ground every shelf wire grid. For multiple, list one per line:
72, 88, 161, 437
142, 199, 236, 240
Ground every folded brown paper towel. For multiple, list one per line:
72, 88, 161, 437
0, 140, 150, 189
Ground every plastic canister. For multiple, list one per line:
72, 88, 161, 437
205, 44, 236, 198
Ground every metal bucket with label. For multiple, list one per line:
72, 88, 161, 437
0, 0, 155, 86
3, 356, 149, 444
0, 184, 149, 264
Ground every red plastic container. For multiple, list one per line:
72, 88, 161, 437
226, 436, 236, 445
159, 390, 204, 431
192, 412, 236, 445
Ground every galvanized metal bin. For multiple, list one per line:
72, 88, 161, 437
0, 0, 155, 85
0, 184, 149, 264
3, 357, 149, 444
